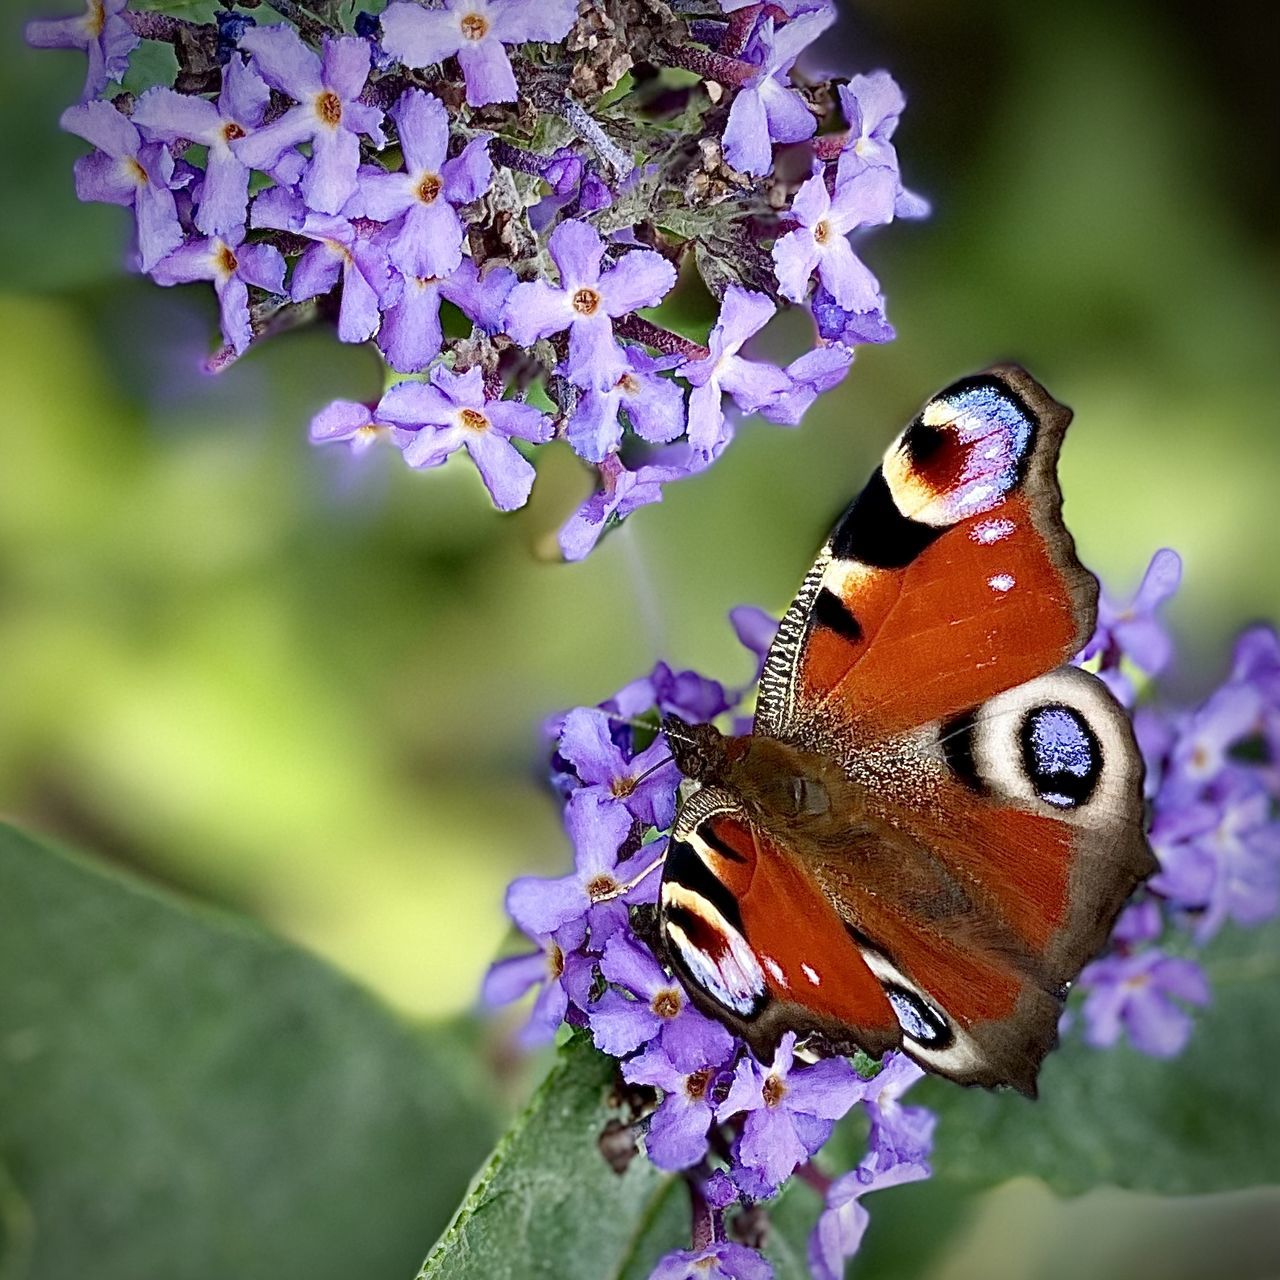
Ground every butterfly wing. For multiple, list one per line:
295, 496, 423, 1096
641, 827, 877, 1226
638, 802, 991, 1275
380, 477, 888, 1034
736, 365, 1155, 1090
756, 364, 1096, 742
810, 665, 1153, 1093
660, 785, 902, 1062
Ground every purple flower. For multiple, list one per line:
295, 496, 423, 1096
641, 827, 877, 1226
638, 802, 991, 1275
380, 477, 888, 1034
1078, 948, 1210, 1058
836, 71, 928, 219
811, 287, 896, 347
808, 1145, 932, 1280
378, 365, 553, 511
623, 1037, 736, 1170
1233, 625, 1280, 703
1165, 681, 1263, 798
233, 26, 384, 215
759, 345, 854, 425
566, 347, 686, 462
25, 0, 137, 101
502, 220, 676, 391
377, 257, 515, 374
481, 917, 590, 1048
858, 1053, 935, 1167
729, 605, 778, 685
1185, 781, 1280, 942
1111, 897, 1164, 946
772, 162, 896, 309
356, 90, 492, 279
1093, 548, 1182, 675
609, 661, 733, 726
60, 100, 184, 273
1149, 798, 1222, 911
722, 8, 834, 176
559, 452, 698, 562
253, 188, 390, 344
1232, 625, 1280, 762
380, 0, 578, 107
308, 399, 399, 455
588, 934, 736, 1067
717, 1033, 860, 1190
505, 790, 661, 943
132, 57, 275, 236
151, 230, 286, 355
649, 1242, 773, 1280
557, 707, 680, 829
680, 287, 792, 456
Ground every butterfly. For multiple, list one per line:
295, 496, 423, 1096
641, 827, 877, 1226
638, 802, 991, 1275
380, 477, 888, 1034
658, 365, 1156, 1095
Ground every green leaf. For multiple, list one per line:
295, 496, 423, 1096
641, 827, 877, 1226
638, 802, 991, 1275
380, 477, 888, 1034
419, 1034, 684, 1280
921, 919, 1280, 1195
0, 823, 498, 1280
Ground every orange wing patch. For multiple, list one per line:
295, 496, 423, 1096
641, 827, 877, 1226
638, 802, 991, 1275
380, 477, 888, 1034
802, 495, 1083, 738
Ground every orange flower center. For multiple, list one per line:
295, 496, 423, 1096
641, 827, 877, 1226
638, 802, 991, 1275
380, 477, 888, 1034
86, 0, 106, 37
585, 873, 619, 901
617, 372, 640, 393
813, 219, 830, 244
572, 287, 601, 316
761, 1074, 787, 1108
651, 988, 682, 1019
416, 173, 443, 204
548, 942, 565, 980
126, 157, 148, 186
222, 121, 247, 144
459, 12, 489, 40
214, 242, 239, 276
316, 90, 343, 127
459, 407, 489, 432
684, 1067, 714, 1102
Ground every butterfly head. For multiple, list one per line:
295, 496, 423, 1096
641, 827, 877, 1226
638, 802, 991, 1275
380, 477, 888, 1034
661, 714, 740, 786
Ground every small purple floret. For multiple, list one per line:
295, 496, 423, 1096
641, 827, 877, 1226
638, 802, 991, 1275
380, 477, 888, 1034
380, 0, 578, 107
377, 364, 553, 511
25, 0, 137, 101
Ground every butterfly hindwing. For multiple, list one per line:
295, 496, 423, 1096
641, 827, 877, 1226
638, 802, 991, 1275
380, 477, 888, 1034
808, 667, 1154, 1091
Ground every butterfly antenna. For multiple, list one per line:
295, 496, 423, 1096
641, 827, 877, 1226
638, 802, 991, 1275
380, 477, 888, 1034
630, 754, 676, 786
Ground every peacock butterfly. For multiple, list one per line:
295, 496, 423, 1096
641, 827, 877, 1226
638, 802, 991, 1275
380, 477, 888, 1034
658, 365, 1156, 1095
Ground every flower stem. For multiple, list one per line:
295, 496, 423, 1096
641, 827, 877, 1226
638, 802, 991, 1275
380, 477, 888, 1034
614, 313, 710, 362
722, 4, 763, 58
261, 0, 333, 43
795, 1160, 832, 1196
663, 43, 756, 89
813, 132, 850, 162
123, 10, 204, 42
687, 1174, 722, 1251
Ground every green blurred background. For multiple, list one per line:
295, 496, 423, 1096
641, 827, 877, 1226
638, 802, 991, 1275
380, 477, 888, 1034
2, 0, 1278, 1276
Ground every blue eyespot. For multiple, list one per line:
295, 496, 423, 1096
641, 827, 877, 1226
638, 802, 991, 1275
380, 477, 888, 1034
1020, 705, 1101, 808
886, 987, 950, 1047
943, 383, 1033, 463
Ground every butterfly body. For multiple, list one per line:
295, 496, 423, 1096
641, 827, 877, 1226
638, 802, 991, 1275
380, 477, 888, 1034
658, 366, 1157, 1095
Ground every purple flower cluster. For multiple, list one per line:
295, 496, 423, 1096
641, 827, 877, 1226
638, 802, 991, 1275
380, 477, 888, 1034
1073, 551, 1280, 1058
30, 0, 923, 559
486, 619, 934, 1280
488, 550, 1279, 1277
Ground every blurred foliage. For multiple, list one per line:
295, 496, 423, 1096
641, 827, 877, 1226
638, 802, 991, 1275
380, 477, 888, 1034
2, 0, 1279, 1276
0, 822, 498, 1280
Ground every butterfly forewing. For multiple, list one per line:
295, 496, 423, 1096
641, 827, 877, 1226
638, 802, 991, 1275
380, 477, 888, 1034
661, 787, 901, 1062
